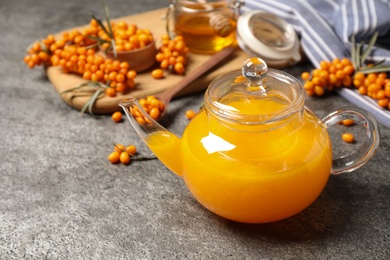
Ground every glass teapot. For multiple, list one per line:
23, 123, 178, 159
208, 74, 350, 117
120, 58, 380, 224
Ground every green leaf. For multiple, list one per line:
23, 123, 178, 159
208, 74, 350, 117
359, 64, 390, 74
351, 35, 358, 69
355, 43, 362, 69
81, 88, 104, 115
90, 13, 111, 38
60, 81, 109, 115
102, 0, 114, 39
361, 32, 378, 65
110, 39, 117, 58
60, 81, 108, 95
86, 35, 110, 44
89, 0, 117, 54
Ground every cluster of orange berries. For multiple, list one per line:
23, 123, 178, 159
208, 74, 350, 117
127, 95, 165, 124
152, 34, 189, 79
24, 21, 142, 97
24, 27, 99, 69
138, 95, 165, 121
301, 58, 355, 96
95, 20, 154, 52
352, 71, 390, 109
108, 143, 137, 165
301, 57, 390, 110
51, 45, 137, 97
23, 36, 53, 68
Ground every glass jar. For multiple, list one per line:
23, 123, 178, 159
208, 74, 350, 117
166, 0, 243, 54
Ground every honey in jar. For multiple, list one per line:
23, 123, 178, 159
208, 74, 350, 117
168, 0, 241, 54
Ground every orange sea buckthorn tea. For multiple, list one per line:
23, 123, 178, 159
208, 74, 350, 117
120, 58, 380, 223
167, 0, 241, 54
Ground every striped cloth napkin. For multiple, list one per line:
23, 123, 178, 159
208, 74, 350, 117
241, 0, 390, 128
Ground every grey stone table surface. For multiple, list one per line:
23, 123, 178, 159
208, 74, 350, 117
1, 0, 389, 259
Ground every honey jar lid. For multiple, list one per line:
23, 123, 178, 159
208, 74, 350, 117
237, 10, 301, 67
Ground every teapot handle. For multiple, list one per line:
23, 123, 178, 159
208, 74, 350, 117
321, 107, 380, 175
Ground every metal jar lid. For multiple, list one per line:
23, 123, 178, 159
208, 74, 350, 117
237, 10, 301, 68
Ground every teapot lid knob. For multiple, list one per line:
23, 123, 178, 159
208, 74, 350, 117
242, 57, 268, 94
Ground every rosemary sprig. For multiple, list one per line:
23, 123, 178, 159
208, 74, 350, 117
88, 0, 117, 57
60, 81, 109, 115
351, 32, 390, 73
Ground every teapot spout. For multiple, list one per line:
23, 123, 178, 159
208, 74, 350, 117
119, 97, 183, 177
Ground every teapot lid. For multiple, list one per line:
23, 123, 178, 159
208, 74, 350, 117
204, 57, 305, 124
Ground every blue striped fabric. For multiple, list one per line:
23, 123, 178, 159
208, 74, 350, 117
241, 0, 390, 128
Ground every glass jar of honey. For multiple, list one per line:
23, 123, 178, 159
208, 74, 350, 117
166, 0, 243, 54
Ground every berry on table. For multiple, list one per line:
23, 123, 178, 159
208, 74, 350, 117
185, 109, 196, 120
108, 151, 120, 164
112, 111, 123, 123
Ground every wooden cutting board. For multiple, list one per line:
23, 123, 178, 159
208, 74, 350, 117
47, 8, 251, 114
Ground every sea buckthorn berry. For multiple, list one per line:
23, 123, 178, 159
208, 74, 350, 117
378, 98, 389, 108
312, 69, 321, 77
305, 89, 315, 96
358, 86, 367, 95
342, 119, 354, 126
108, 151, 120, 164
303, 81, 314, 91
160, 59, 169, 69
174, 62, 185, 75
301, 72, 310, 81
126, 70, 137, 80
341, 58, 352, 67
149, 107, 160, 119
320, 61, 330, 70
343, 75, 352, 86
329, 65, 337, 74
376, 90, 386, 100
185, 110, 196, 120
111, 111, 123, 123
150, 98, 160, 108
335, 70, 345, 79
343, 65, 354, 75
105, 87, 116, 97
320, 71, 329, 81
329, 74, 338, 85
311, 77, 321, 86
367, 73, 377, 83
353, 79, 362, 88
125, 145, 137, 155
136, 115, 146, 125
385, 84, 390, 98
342, 133, 355, 143
151, 69, 164, 79
114, 143, 125, 153
120, 151, 131, 165
354, 72, 365, 81
314, 86, 325, 96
